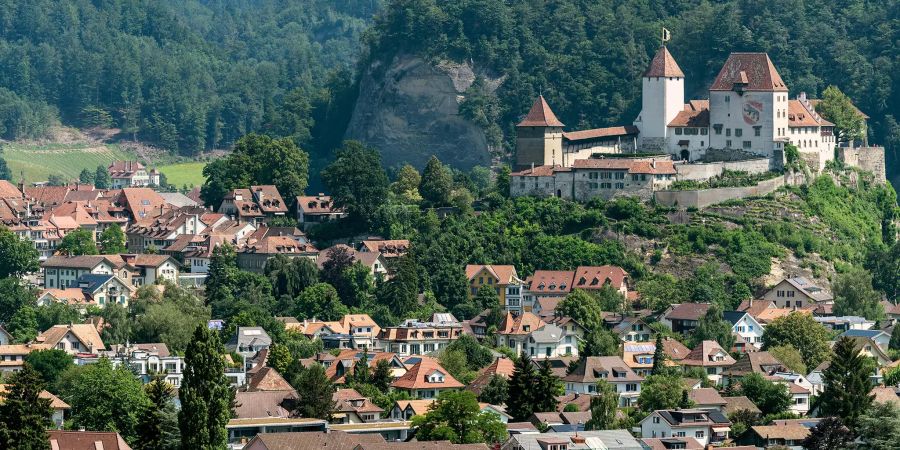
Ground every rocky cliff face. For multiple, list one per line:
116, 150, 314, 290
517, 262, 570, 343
344, 55, 493, 170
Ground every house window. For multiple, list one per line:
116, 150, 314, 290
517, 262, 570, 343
707, 368, 717, 375
735, 128, 743, 137
743, 141, 752, 149
626, 383, 638, 392
653, 416, 660, 424
695, 431, 705, 439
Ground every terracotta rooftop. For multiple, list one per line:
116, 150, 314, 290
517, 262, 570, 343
682, 340, 736, 367
710, 52, 788, 92
571, 158, 676, 175
248, 367, 294, 392
467, 357, 516, 396
665, 303, 711, 321
0, 180, 22, 198
36, 324, 105, 352
391, 356, 463, 390
517, 95, 564, 127
48, 430, 131, 450
509, 165, 570, 177
644, 46, 685, 78
465, 264, 519, 284
788, 100, 834, 127
572, 265, 628, 291
723, 396, 762, 416
563, 126, 639, 141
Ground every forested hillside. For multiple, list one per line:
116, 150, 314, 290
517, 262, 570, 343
0, 0, 377, 157
362, 0, 899, 185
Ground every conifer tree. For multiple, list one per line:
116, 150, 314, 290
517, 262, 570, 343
819, 336, 875, 427
348, 351, 371, 385
371, 359, 394, 393
136, 375, 179, 450
534, 360, 561, 413
651, 333, 666, 375
506, 353, 538, 420
0, 364, 52, 450
178, 325, 234, 450
292, 364, 336, 420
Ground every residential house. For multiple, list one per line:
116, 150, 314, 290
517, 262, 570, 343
324, 350, 407, 384
722, 396, 762, 419
466, 264, 525, 312
741, 424, 810, 450
48, 430, 133, 450
528, 411, 591, 432
523, 270, 575, 312
358, 239, 410, 259
571, 265, 630, 299
762, 277, 833, 309
814, 315, 875, 332
295, 194, 346, 227
660, 337, 691, 364
467, 357, 516, 397
250, 185, 289, 220
640, 409, 731, 447
723, 311, 764, 353
494, 312, 582, 358
640, 437, 704, 450
721, 352, 787, 387
230, 389, 326, 446
226, 327, 272, 369
661, 303, 711, 334
115, 188, 169, 222
786, 382, 811, 415
41, 255, 128, 289
840, 330, 892, 367
246, 367, 295, 392
680, 340, 736, 385
0, 385, 69, 428
37, 288, 89, 308
124, 254, 180, 285
108, 160, 159, 188
237, 235, 318, 273
611, 316, 653, 343
622, 343, 656, 376
333, 388, 384, 424
377, 313, 463, 357
317, 245, 389, 282
687, 388, 727, 412
501, 430, 644, 450
563, 356, 643, 406
219, 186, 288, 224
126, 206, 207, 253
79, 343, 183, 387
73, 273, 135, 307
532, 356, 578, 379
390, 399, 435, 420
36, 324, 105, 355
390, 356, 463, 399
0, 343, 51, 373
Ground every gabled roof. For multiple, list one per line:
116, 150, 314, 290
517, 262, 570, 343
248, 367, 294, 392
527, 270, 575, 294
721, 351, 785, 377
788, 99, 834, 127
393, 399, 435, 417
572, 265, 628, 291
467, 357, 516, 396
749, 424, 810, 441
0, 384, 70, 410
36, 324, 105, 352
648, 409, 730, 427
722, 396, 762, 416
0, 180, 22, 198
234, 390, 296, 420
497, 311, 546, 335
571, 159, 677, 175
465, 264, 519, 284
689, 388, 726, 406
517, 95, 564, 127
840, 329, 888, 340
781, 277, 833, 302
48, 430, 131, 450
391, 356, 463, 390
665, 303, 711, 321
246, 431, 386, 450
722, 311, 750, 326
333, 388, 384, 414
563, 356, 643, 384
668, 102, 710, 128
709, 53, 788, 92
251, 185, 288, 213
682, 340, 735, 367
563, 126, 639, 141
644, 46, 685, 78
661, 337, 691, 361
296, 194, 344, 214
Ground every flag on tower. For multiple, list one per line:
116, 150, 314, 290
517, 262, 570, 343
662, 27, 671, 43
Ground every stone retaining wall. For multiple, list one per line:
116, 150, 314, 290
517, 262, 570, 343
675, 157, 772, 181
655, 173, 798, 209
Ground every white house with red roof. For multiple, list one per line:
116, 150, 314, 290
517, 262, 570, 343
108, 160, 159, 188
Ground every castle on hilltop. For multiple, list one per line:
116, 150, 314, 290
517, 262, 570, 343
512, 45, 882, 204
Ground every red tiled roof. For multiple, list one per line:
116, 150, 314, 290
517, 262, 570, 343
788, 100, 834, 127
465, 264, 518, 284
48, 430, 131, 450
296, 195, 343, 214
643, 46, 685, 78
572, 265, 628, 291
241, 236, 318, 255
391, 356, 463, 390
497, 311, 546, 335
107, 160, 146, 178
517, 95, 564, 127
251, 185, 288, 213
665, 303, 711, 321
682, 340, 736, 367
571, 158, 676, 174
0, 180, 22, 198
248, 367, 295, 392
527, 270, 575, 294
467, 357, 516, 396
710, 53, 788, 91
563, 126, 639, 141
668, 108, 710, 128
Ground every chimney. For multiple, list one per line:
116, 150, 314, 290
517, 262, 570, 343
798, 92, 807, 102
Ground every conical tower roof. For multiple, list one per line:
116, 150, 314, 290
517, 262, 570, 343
643, 46, 684, 78
517, 95, 565, 127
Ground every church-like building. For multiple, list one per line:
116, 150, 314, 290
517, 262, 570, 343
515, 46, 842, 173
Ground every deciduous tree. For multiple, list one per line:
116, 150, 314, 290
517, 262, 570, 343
411, 390, 506, 444
419, 155, 453, 207
833, 267, 884, 320
0, 227, 39, 278
321, 140, 389, 226
763, 312, 832, 371
98, 224, 127, 254
57, 228, 98, 256
586, 380, 618, 430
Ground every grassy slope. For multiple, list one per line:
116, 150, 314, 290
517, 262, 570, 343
2, 142, 133, 183
158, 161, 207, 189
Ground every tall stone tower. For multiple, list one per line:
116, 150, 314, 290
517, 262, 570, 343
634, 46, 685, 152
515, 95, 565, 169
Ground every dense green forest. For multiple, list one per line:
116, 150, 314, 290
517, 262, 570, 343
362, 0, 899, 183
0, 0, 896, 184
0, 0, 376, 157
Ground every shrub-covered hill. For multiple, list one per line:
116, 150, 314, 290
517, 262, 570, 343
358, 167, 897, 322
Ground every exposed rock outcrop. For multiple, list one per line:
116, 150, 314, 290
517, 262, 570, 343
344, 55, 495, 170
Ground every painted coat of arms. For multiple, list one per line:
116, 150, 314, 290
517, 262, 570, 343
743, 100, 762, 125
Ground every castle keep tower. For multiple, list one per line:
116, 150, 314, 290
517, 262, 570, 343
634, 46, 685, 152
515, 95, 564, 169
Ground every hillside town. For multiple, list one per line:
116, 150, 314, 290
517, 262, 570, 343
0, 8, 897, 445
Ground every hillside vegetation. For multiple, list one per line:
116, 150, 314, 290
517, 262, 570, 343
1, 141, 132, 183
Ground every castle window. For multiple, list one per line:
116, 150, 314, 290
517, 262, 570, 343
632, 174, 639, 181
675, 128, 683, 135
701, 128, 708, 135
754, 126, 762, 137
726, 140, 732, 148
725, 96, 730, 103
735, 128, 743, 137
615, 182, 624, 189
713, 124, 723, 135
614, 172, 625, 180
726, 128, 731, 137
743, 141, 752, 149
600, 183, 612, 189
